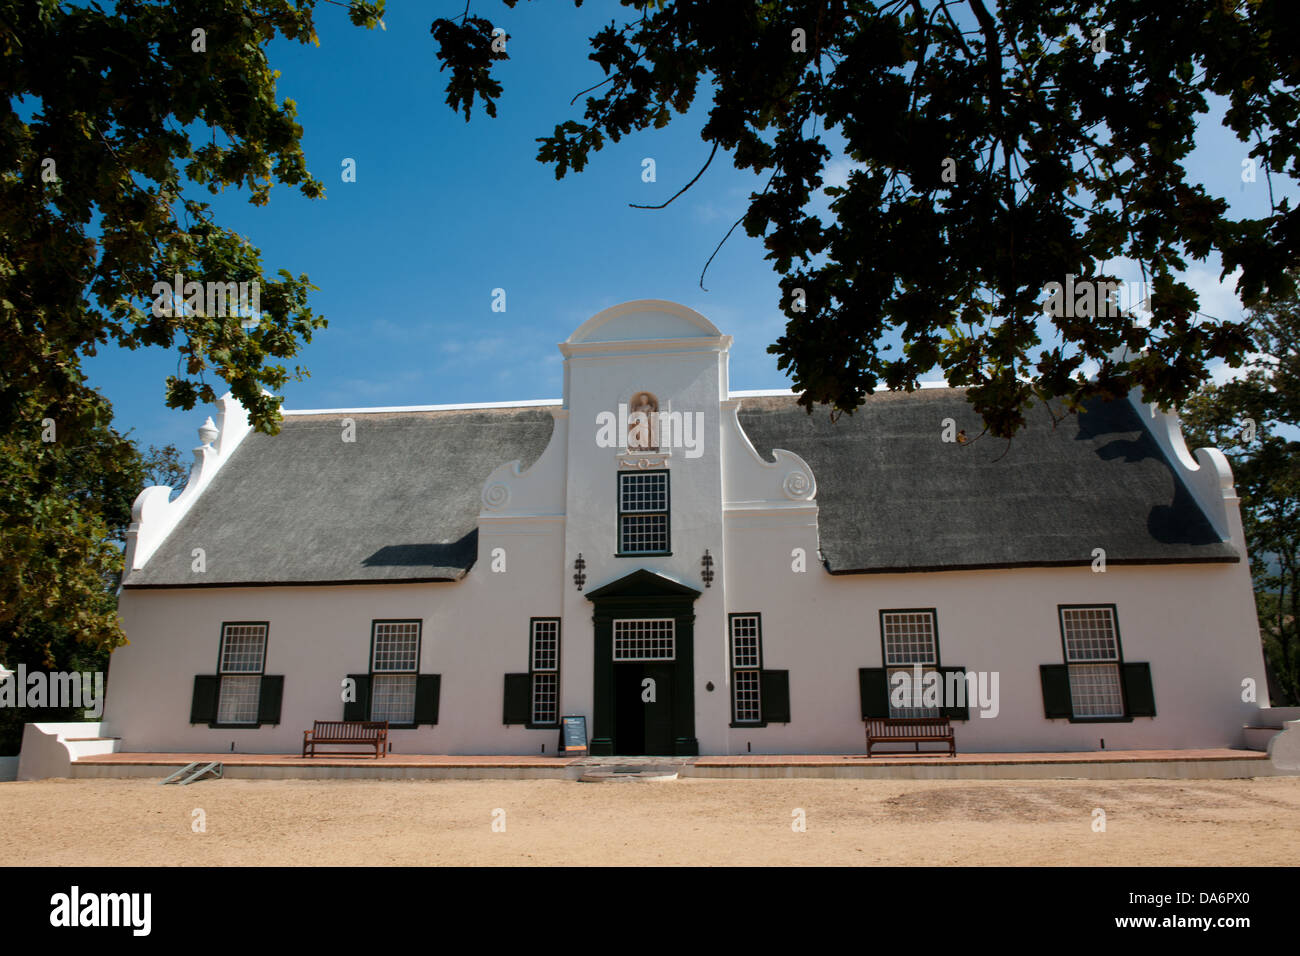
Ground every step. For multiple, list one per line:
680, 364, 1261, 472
577, 765, 679, 783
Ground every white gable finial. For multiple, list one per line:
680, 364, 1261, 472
198, 416, 219, 447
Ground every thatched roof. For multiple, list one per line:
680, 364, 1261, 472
124, 408, 555, 587
737, 389, 1237, 573
125, 389, 1235, 588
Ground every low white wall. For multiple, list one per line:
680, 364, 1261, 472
1256, 706, 1300, 727
17, 722, 110, 780
1268, 720, 1300, 770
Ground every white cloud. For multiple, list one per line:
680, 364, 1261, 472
821, 158, 865, 191
1181, 263, 1247, 323
1207, 351, 1275, 386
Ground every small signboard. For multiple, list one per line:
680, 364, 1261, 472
559, 715, 588, 755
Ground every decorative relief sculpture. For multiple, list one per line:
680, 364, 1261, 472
482, 482, 511, 509
782, 469, 813, 500
628, 390, 659, 452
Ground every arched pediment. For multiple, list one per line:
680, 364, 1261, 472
567, 300, 723, 344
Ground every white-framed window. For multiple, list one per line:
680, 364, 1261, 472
730, 614, 763, 724
1061, 606, 1124, 718
613, 619, 675, 660
371, 620, 420, 725
530, 618, 560, 726
881, 610, 940, 718
618, 471, 669, 554
217, 623, 267, 724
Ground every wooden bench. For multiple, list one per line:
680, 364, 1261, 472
302, 720, 389, 758
865, 717, 956, 757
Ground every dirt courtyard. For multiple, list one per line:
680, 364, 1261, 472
1, 775, 1298, 866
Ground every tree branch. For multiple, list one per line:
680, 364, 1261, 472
630, 142, 720, 210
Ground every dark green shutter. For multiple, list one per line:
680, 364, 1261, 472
938, 666, 971, 720
257, 675, 284, 724
1122, 662, 1156, 717
414, 674, 441, 725
858, 667, 890, 719
760, 670, 790, 723
503, 673, 531, 724
343, 674, 371, 721
1040, 664, 1073, 718
190, 675, 219, 724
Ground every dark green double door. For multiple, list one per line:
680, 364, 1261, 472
613, 661, 675, 756
586, 569, 701, 757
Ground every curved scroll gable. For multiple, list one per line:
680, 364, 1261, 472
721, 399, 817, 506
477, 408, 568, 518
122, 392, 254, 576
1130, 387, 1240, 545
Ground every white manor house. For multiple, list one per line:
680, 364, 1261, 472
103, 300, 1271, 756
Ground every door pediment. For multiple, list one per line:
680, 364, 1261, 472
585, 568, 701, 602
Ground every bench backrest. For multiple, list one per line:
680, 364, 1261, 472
312, 720, 388, 739
867, 718, 951, 736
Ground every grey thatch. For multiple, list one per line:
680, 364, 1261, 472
125, 408, 555, 587
126, 388, 1236, 588
736, 389, 1238, 574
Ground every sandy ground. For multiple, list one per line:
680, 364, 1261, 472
1, 775, 1299, 866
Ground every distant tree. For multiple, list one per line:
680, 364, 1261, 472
1180, 278, 1300, 706
142, 444, 189, 496
433, 0, 1299, 438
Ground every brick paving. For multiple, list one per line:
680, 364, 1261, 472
80, 752, 586, 768
695, 748, 1268, 767
76, 747, 1266, 770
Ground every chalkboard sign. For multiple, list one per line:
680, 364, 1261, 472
559, 715, 588, 754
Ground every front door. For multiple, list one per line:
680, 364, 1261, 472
586, 569, 702, 757
613, 661, 676, 755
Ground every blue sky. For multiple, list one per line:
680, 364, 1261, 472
81, 2, 1292, 456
